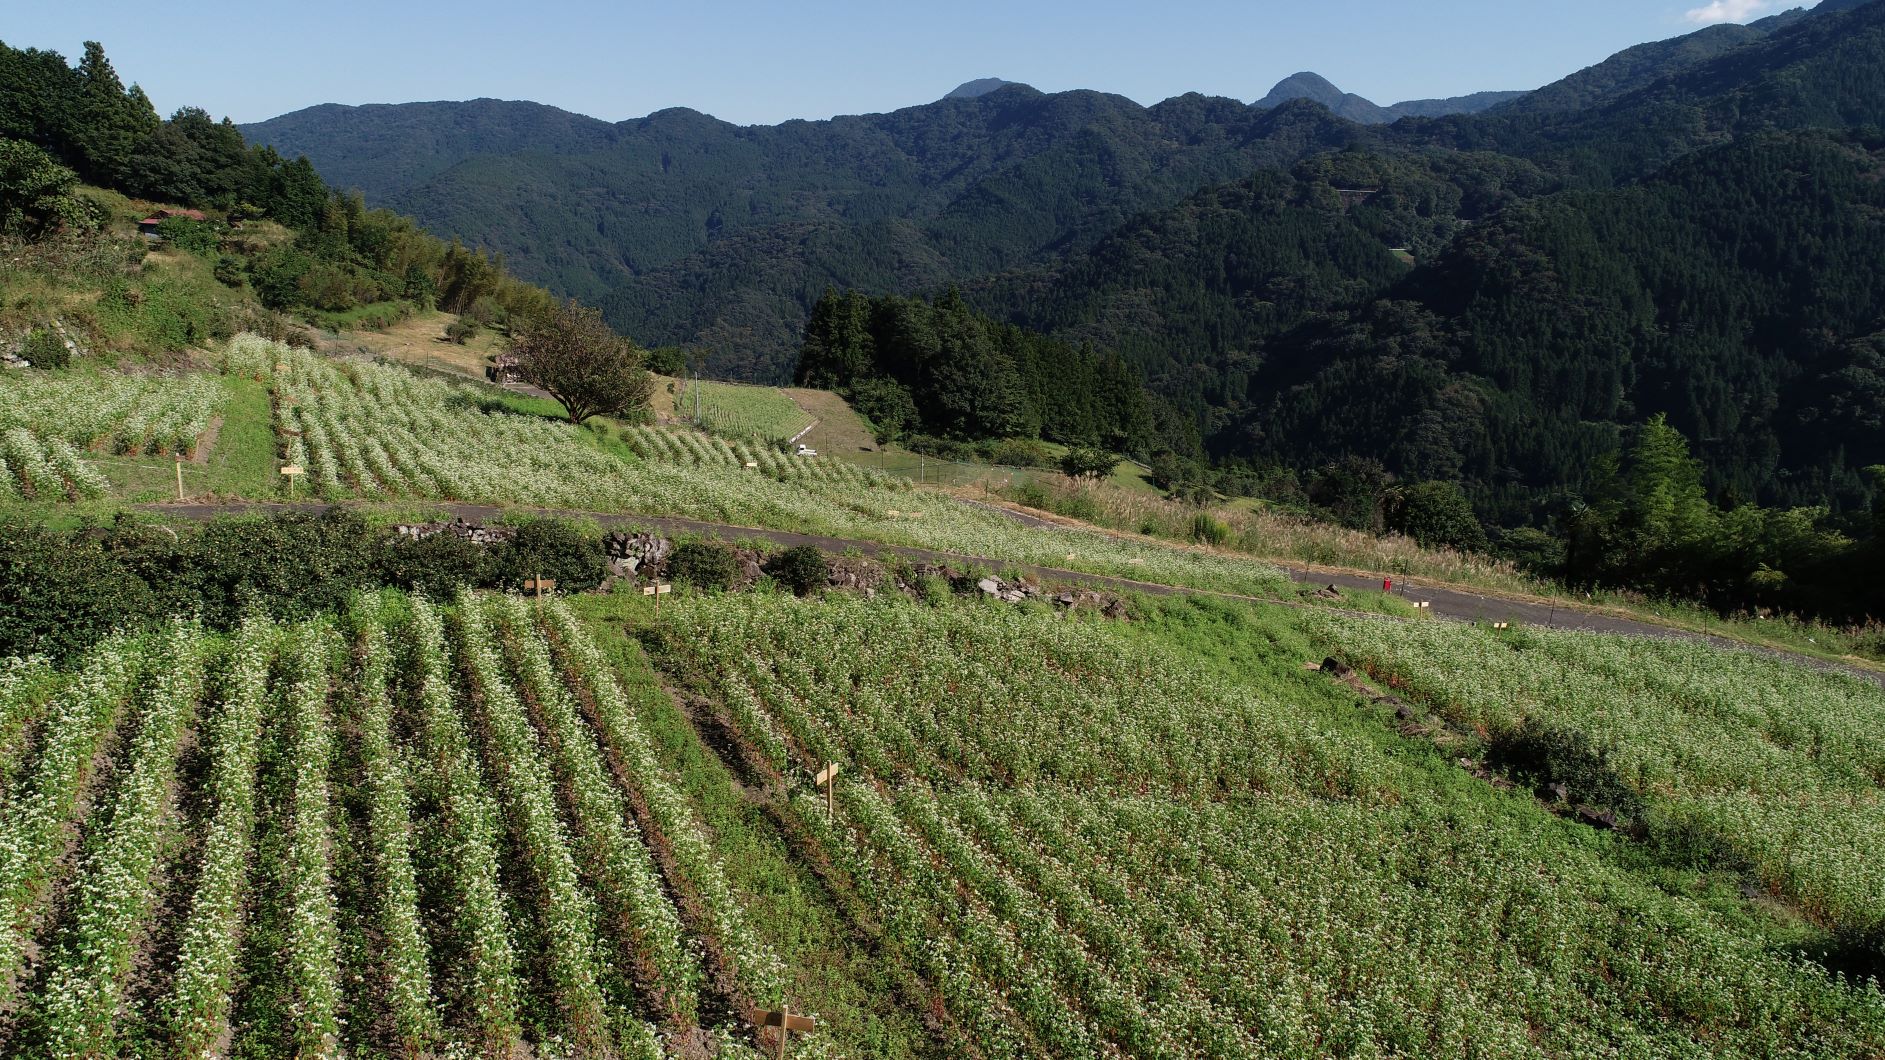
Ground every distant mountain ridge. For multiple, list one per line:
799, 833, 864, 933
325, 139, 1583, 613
1252, 72, 1525, 123
239, 0, 1885, 442
946, 78, 1023, 99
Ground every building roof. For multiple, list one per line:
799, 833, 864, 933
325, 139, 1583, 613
139, 208, 209, 225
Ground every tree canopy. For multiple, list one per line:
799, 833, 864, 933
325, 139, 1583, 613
513, 300, 654, 424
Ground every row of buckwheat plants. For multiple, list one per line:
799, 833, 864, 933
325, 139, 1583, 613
162, 616, 272, 1055
350, 600, 444, 1054
0, 428, 107, 500
33, 622, 206, 1057
278, 624, 345, 1057
538, 597, 787, 1006
0, 655, 54, 788
405, 596, 524, 1055
452, 592, 661, 1058
0, 636, 140, 1014
488, 595, 701, 1025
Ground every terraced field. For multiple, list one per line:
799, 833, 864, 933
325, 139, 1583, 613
1, 584, 1882, 1058
0, 371, 223, 501
0, 592, 792, 1059
224, 334, 1295, 598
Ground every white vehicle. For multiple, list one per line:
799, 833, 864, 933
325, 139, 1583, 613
795, 444, 818, 457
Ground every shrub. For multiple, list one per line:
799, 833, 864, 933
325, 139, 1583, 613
445, 318, 479, 344
667, 539, 738, 591
20, 328, 67, 368
765, 546, 829, 596
1060, 447, 1117, 480
1010, 480, 1053, 510
0, 521, 159, 661
915, 572, 951, 607
154, 215, 221, 256
1487, 718, 1642, 818
984, 437, 1055, 469
213, 255, 246, 287
182, 509, 381, 626
492, 519, 608, 593
377, 532, 492, 597
1189, 512, 1231, 547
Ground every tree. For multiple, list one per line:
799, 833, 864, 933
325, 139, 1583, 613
512, 300, 654, 424
848, 377, 917, 443
70, 42, 156, 184
1059, 447, 1117, 480
1386, 481, 1488, 552
0, 137, 96, 237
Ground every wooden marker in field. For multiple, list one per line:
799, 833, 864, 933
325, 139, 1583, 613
174, 452, 185, 501
1493, 621, 1510, 630
279, 464, 304, 497
755, 1004, 816, 1059
812, 761, 840, 822
642, 581, 672, 617
524, 575, 557, 599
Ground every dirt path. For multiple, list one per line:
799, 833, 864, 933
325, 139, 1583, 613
135, 500, 1884, 688
190, 416, 222, 464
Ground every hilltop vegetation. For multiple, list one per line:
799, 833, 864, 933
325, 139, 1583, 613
0, 39, 563, 355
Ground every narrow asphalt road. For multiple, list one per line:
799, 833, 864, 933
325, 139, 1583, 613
137, 499, 1883, 688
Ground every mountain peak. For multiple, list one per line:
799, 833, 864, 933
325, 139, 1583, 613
946, 78, 1021, 99
1255, 71, 1524, 123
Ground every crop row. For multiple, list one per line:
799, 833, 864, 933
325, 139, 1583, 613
672, 378, 813, 443
0, 593, 796, 1058
620, 423, 898, 491
1311, 613, 1885, 948
35, 622, 205, 1057
226, 334, 1292, 598
664, 591, 1885, 1058
0, 370, 223, 456
0, 427, 109, 501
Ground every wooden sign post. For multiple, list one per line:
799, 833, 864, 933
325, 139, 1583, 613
1492, 621, 1510, 631
812, 761, 840, 823
279, 464, 304, 498
524, 575, 557, 599
641, 581, 672, 617
755, 1004, 816, 1059
174, 452, 185, 501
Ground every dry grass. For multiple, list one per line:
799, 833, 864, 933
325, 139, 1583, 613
326, 310, 504, 377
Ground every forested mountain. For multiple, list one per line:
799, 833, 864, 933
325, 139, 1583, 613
1411, 0, 1885, 183
1231, 133, 1885, 520
1253, 72, 1524, 124
969, 149, 1555, 422
247, 86, 1386, 375
238, 98, 619, 200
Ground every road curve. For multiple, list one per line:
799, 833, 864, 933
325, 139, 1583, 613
136, 500, 1883, 688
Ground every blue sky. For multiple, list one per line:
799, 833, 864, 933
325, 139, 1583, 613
5, 0, 1827, 125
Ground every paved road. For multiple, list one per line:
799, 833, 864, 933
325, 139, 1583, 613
138, 500, 1883, 687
